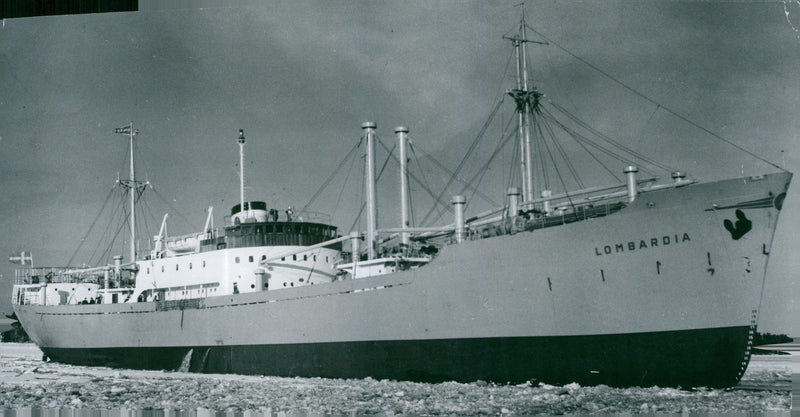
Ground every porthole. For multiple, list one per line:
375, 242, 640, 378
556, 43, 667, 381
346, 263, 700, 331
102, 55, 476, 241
250, 284, 255, 289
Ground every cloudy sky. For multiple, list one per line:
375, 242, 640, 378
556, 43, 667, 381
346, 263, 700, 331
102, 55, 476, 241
1, 0, 798, 333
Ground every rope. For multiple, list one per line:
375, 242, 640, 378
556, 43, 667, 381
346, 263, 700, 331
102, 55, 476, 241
527, 26, 785, 171
547, 102, 675, 174
536, 114, 585, 189
540, 107, 660, 177
149, 186, 196, 231
302, 139, 361, 213
538, 120, 576, 212
347, 137, 396, 234
420, 98, 506, 225
330, 139, 361, 223
412, 143, 499, 209
541, 112, 621, 182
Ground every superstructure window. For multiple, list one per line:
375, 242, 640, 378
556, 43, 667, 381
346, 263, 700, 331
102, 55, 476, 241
249, 256, 254, 263
235, 257, 240, 264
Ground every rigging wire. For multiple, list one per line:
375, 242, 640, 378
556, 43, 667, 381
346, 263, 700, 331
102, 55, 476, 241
66, 185, 117, 267
526, 25, 785, 172
330, 139, 362, 223
408, 142, 442, 228
301, 139, 362, 213
347, 137, 397, 234
533, 119, 549, 191
536, 112, 585, 189
541, 112, 622, 182
420, 98, 506, 226
459, 114, 517, 213
547, 101, 675, 174
411, 144, 499, 209
537, 120, 577, 212
87, 187, 126, 267
506, 114, 522, 196
426, 117, 519, 226
149, 186, 197, 232
540, 106, 661, 177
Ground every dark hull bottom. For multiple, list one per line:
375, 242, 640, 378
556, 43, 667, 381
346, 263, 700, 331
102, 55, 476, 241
41, 326, 751, 388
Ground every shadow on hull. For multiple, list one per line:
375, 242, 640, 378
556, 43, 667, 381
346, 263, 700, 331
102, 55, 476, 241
41, 326, 751, 388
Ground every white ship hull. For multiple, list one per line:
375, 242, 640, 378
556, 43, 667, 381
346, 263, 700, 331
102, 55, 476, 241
13, 172, 791, 387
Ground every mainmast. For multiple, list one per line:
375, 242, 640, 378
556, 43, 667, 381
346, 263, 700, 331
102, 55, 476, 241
114, 122, 143, 263
395, 126, 410, 253
504, 9, 546, 204
362, 122, 378, 260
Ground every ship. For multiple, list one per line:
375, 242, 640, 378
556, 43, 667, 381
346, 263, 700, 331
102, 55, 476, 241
9, 13, 792, 388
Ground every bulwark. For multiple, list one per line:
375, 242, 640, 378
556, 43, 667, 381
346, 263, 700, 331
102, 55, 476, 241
595, 233, 691, 256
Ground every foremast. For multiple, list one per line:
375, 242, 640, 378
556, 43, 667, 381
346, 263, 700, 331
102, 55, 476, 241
504, 9, 546, 204
114, 122, 147, 264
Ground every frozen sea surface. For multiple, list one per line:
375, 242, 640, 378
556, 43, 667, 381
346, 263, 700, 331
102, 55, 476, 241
0, 343, 793, 415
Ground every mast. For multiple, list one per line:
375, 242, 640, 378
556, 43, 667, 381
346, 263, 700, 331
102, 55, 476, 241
362, 122, 378, 260
504, 9, 546, 204
395, 126, 410, 252
512, 36, 528, 203
238, 129, 247, 219
520, 9, 534, 203
114, 122, 140, 263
